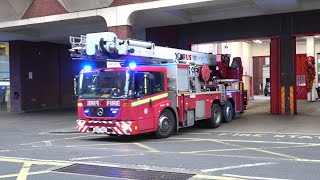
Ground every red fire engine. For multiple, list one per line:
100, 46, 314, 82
70, 32, 247, 138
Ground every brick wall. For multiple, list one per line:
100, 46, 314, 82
110, 0, 155, 7
22, 0, 67, 19
108, 25, 133, 39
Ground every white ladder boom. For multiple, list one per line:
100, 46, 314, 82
69, 32, 216, 66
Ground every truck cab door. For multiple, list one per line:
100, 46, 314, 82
134, 72, 166, 131
135, 73, 154, 131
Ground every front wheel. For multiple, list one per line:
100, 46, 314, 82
155, 109, 175, 138
207, 104, 222, 128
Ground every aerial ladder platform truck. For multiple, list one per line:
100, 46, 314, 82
70, 32, 247, 138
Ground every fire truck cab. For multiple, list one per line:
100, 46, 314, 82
70, 32, 246, 138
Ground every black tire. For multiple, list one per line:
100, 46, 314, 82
155, 109, 175, 138
222, 101, 235, 123
207, 104, 222, 128
265, 93, 267, 96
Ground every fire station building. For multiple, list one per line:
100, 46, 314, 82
0, 0, 319, 115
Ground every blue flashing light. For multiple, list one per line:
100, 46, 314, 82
112, 110, 118, 114
128, 62, 137, 69
84, 109, 90, 113
83, 65, 92, 71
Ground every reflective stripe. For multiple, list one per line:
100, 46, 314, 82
131, 93, 168, 107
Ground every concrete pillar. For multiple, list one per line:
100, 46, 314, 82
108, 25, 133, 39
217, 43, 223, 54
241, 42, 252, 76
280, 35, 296, 115
230, 42, 242, 61
306, 37, 318, 101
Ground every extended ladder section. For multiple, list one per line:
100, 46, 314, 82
69, 32, 216, 66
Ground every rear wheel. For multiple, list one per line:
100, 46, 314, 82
155, 109, 175, 138
222, 101, 234, 123
207, 104, 222, 128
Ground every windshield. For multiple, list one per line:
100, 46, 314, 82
79, 70, 133, 99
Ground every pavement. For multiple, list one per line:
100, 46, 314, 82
0, 99, 320, 180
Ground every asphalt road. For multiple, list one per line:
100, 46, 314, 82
1, 100, 320, 180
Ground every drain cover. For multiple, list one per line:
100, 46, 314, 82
54, 164, 195, 180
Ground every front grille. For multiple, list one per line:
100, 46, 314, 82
54, 164, 195, 180
84, 107, 119, 117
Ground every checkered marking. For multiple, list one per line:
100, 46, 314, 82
76, 120, 133, 135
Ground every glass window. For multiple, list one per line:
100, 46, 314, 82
79, 71, 131, 99
134, 72, 164, 97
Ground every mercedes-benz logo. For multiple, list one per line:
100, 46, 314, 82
97, 108, 104, 116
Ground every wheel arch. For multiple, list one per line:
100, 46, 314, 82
161, 107, 178, 132
227, 98, 235, 109
212, 99, 221, 106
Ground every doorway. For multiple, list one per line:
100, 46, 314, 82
0, 42, 10, 111
253, 56, 270, 96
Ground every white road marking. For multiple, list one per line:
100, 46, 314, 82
201, 162, 277, 172
222, 174, 293, 180
70, 153, 144, 160
0, 150, 10, 152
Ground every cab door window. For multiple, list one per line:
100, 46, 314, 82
134, 72, 164, 97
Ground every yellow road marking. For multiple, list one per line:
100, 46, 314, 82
172, 137, 320, 146
207, 138, 302, 161
181, 147, 257, 154
43, 141, 53, 146
17, 162, 32, 180
0, 170, 51, 179
213, 131, 320, 136
0, 156, 70, 166
173, 137, 320, 163
296, 158, 320, 163
66, 142, 135, 148
252, 148, 300, 160
193, 174, 245, 180
20, 135, 96, 145
181, 144, 320, 154
191, 153, 293, 161
66, 139, 201, 148
134, 143, 159, 152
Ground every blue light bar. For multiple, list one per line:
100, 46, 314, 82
83, 65, 92, 71
129, 62, 137, 69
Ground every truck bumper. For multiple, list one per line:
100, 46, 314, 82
76, 120, 138, 135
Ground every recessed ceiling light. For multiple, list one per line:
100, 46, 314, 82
253, 40, 262, 44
